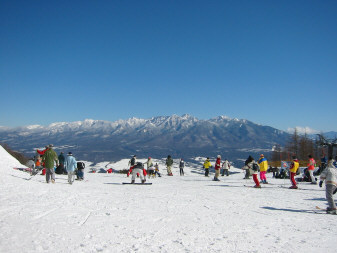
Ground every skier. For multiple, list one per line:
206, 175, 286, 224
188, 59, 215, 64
307, 155, 317, 184
166, 155, 173, 176
289, 156, 300, 189
179, 158, 185, 176
64, 152, 77, 184
213, 155, 221, 181
42, 144, 58, 184
131, 162, 146, 184
221, 159, 230, 176
203, 157, 212, 177
319, 158, 337, 214
258, 154, 269, 184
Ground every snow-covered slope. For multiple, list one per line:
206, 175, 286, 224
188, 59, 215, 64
0, 147, 336, 252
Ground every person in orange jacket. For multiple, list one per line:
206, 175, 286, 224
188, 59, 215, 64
308, 155, 317, 184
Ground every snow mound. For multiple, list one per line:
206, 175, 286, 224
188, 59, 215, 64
0, 145, 26, 172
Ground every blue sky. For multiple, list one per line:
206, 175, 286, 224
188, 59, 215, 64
1, 0, 336, 132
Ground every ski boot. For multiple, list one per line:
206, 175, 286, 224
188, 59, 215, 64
326, 208, 337, 215
131, 180, 135, 184
289, 185, 298, 189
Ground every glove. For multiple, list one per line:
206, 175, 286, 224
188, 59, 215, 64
333, 188, 337, 195
319, 181, 323, 188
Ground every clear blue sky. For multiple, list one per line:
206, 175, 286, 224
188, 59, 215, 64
1, 0, 336, 132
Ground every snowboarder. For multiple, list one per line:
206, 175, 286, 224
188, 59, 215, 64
131, 162, 146, 184
203, 157, 212, 177
179, 158, 185, 176
166, 155, 173, 176
127, 155, 137, 177
307, 155, 317, 184
319, 158, 337, 214
221, 159, 230, 176
65, 152, 77, 184
289, 156, 300, 189
213, 155, 221, 181
258, 154, 269, 184
41, 144, 58, 184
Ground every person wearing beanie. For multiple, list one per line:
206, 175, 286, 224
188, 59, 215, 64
289, 156, 300, 189
203, 157, 212, 177
64, 152, 77, 185
42, 144, 58, 183
319, 158, 337, 214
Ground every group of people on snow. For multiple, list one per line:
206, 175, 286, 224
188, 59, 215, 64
27, 146, 337, 214
126, 155, 187, 184
29, 144, 84, 185
203, 156, 231, 181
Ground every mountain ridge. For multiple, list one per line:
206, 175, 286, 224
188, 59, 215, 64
0, 115, 294, 164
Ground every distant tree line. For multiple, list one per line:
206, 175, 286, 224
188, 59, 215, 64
270, 129, 325, 167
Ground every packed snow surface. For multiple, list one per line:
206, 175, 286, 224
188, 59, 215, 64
0, 145, 336, 253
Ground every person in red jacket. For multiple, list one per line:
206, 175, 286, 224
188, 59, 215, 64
308, 155, 317, 184
213, 155, 221, 181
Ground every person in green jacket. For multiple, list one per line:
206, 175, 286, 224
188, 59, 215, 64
42, 144, 59, 183
166, 155, 173, 176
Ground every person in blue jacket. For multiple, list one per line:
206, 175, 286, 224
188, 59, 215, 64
65, 152, 77, 185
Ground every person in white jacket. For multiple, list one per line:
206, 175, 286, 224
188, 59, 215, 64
65, 152, 77, 185
319, 158, 337, 214
221, 159, 230, 176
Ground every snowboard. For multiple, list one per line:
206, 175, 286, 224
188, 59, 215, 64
122, 182, 152, 185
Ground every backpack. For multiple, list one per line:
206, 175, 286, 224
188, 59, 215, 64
252, 163, 260, 172
77, 162, 85, 170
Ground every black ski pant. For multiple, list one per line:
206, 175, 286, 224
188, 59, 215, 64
205, 168, 209, 177
180, 168, 184, 176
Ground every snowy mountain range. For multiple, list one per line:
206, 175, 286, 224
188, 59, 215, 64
0, 114, 292, 164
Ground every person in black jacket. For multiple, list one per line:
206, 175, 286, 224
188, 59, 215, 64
76, 161, 85, 180
243, 155, 253, 179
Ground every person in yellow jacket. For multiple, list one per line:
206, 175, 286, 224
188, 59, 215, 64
203, 157, 212, 177
289, 156, 300, 189
258, 154, 269, 184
